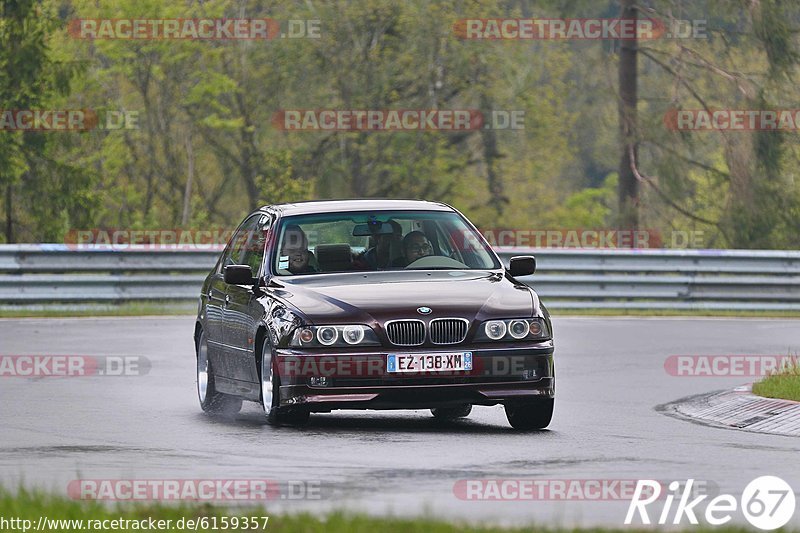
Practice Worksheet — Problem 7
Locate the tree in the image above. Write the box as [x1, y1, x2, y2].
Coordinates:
[617, 0, 639, 230]
[0, 0, 81, 242]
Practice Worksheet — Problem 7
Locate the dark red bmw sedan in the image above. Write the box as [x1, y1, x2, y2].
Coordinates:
[194, 200, 554, 429]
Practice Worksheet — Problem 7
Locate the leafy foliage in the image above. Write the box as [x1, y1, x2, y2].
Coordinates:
[0, 0, 799, 248]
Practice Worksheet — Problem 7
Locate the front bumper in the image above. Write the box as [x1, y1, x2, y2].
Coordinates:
[274, 343, 554, 412]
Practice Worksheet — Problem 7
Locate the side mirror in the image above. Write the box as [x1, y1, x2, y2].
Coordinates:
[509, 255, 536, 277]
[224, 264, 256, 286]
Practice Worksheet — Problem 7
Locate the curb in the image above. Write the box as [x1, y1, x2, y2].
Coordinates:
[659, 386, 800, 437]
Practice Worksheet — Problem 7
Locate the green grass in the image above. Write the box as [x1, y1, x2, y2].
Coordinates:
[0, 302, 196, 318]
[0, 489, 779, 533]
[752, 357, 800, 402]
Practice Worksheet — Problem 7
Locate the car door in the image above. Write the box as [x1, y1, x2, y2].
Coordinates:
[222, 214, 270, 386]
[204, 230, 245, 380]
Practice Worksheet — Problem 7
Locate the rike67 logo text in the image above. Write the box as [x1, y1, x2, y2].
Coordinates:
[625, 477, 796, 530]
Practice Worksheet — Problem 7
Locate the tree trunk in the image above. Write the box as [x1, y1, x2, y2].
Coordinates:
[480, 93, 507, 216]
[618, 0, 639, 231]
[4, 183, 13, 244]
[181, 134, 194, 226]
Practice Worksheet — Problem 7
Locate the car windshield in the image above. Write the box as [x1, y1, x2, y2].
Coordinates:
[272, 210, 500, 275]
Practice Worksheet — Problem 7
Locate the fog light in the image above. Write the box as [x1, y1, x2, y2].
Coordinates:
[309, 376, 331, 387]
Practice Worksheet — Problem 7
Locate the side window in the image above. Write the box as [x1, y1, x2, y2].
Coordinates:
[240, 215, 271, 276]
[219, 215, 261, 272]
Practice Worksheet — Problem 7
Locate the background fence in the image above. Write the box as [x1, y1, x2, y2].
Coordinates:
[1, 244, 800, 311]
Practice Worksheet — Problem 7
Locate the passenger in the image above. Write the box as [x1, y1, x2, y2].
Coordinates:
[361, 220, 402, 269]
[393, 231, 433, 267]
[281, 225, 317, 274]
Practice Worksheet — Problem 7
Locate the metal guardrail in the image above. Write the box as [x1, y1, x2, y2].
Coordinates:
[500, 247, 800, 310]
[1, 244, 800, 310]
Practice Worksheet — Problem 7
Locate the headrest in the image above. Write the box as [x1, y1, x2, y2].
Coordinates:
[314, 243, 352, 272]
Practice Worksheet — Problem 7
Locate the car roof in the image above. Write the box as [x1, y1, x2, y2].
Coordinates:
[261, 199, 454, 216]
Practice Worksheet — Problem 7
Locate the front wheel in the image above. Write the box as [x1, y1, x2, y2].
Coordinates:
[260, 341, 309, 426]
[197, 330, 242, 415]
[504, 398, 553, 430]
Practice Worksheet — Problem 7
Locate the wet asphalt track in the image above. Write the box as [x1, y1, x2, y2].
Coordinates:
[1, 316, 799, 528]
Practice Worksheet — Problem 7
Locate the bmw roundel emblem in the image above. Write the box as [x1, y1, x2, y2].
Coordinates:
[417, 306, 432, 315]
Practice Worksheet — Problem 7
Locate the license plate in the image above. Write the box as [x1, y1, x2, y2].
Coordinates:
[386, 352, 472, 373]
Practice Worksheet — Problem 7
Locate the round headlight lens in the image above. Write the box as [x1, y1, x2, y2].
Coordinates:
[299, 328, 315, 343]
[342, 325, 365, 345]
[485, 320, 507, 340]
[508, 319, 530, 339]
[317, 326, 338, 346]
[529, 320, 543, 336]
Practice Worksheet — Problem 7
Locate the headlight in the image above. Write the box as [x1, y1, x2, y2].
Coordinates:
[508, 319, 530, 339]
[485, 320, 507, 340]
[475, 318, 550, 342]
[317, 326, 338, 346]
[290, 325, 380, 348]
[342, 325, 365, 344]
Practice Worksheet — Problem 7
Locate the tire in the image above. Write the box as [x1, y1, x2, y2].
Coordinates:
[431, 404, 472, 420]
[260, 340, 309, 426]
[504, 398, 554, 430]
[197, 330, 242, 415]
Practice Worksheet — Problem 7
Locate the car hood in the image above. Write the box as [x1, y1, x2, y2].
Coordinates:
[268, 270, 540, 325]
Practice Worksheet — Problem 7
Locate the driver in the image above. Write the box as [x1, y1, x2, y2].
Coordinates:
[395, 231, 433, 266]
[361, 219, 402, 269]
